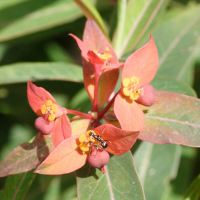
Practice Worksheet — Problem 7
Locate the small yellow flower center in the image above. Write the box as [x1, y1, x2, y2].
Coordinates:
[41, 100, 58, 121]
[122, 76, 143, 100]
[94, 47, 112, 61]
[78, 130, 105, 153]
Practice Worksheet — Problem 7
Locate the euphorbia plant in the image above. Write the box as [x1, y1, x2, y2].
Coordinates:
[1, 16, 200, 200]
[1, 19, 152, 176]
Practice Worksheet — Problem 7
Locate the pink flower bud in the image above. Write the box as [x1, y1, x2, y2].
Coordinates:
[34, 117, 54, 135]
[88, 149, 110, 168]
[136, 84, 155, 106]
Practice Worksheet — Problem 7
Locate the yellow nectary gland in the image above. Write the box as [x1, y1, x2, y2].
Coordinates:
[122, 76, 142, 100]
[78, 134, 90, 152]
[41, 100, 58, 121]
[79, 134, 86, 143]
[94, 47, 112, 61]
[78, 130, 100, 153]
[80, 143, 89, 152]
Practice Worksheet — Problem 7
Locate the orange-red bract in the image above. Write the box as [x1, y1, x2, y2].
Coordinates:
[93, 124, 139, 155]
[27, 80, 64, 117]
[35, 135, 88, 175]
[27, 80, 72, 146]
[52, 114, 72, 147]
[114, 35, 158, 131]
[70, 19, 120, 108]
[35, 124, 139, 175]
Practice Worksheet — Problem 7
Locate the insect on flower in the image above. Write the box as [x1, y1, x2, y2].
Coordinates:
[35, 124, 139, 175]
[88, 128, 108, 149]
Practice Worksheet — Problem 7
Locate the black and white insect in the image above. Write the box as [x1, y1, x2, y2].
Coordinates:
[89, 131, 108, 149]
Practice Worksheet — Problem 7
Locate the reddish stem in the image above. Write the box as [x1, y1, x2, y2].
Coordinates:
[92, 73, 100, 112]
[66, 109, 93, 120]
[98, 90, 120, 119]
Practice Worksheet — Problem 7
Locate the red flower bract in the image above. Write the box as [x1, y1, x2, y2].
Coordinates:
[27, 80, 72, 147]
[69, 19, 123, 109]
[114, 35, 158, 131]
[34, 124, 139, 175]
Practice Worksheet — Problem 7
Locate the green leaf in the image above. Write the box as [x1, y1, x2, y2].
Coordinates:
[0, 0, 82, 42]
[43, 176, 61, 200]
[73, 0, 109, 40]
[76, 151, 145, 200]
[184, 174, 200, 200]
[167, 146, 197, 200]
[3, 171, 36, 200]
[139, 91, 200, 146]
[44, 42, 75, 63]
[151, 78, 196, 97]
[116, 0, 169, 57]
[0, 62, 83, 85]
[154, 5, 200, 85]
[112, 0, 126, 53]
[133, 141, 182, 200]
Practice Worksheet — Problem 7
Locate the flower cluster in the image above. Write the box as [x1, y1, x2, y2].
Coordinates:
[27, 19, 158, 175]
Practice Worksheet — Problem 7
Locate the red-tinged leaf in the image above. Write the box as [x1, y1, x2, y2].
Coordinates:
[94, 124, 139, 155]
[122, 35, 158, 88]
[0, 133, 54, 177]
[27, 80, 64, 117]
[114, 93, 145, 131]
[35, 136, 88, 175]
[71, 118, 91, 136]
[52, 114, 72, 147]
[139, 91, 200, 146]
[69, 33, 89, 58]
[83, 19, 118, 64]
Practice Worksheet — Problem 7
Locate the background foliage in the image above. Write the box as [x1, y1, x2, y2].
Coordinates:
[0, 0, 200, 199]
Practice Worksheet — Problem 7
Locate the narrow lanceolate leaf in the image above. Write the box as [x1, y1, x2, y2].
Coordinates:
[3, 171, 36, 200]
[155, 5, 200, 85]
[77, 151, 145, 200]
[116, 0, 169, 57]
[73, 0, 109, 40]
[133, 141, 181, 200]
[0, 133, 54, 177]
[111, 0, 126, 53]
[0, 62, 83, 85]
[139, 91, 200, 146]
[184, 174, 200, 200]
[0, 0, 82, 42]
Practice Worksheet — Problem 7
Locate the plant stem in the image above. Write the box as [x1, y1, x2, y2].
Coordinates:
[66, 109, 93, 120]
[98, 90, 120, 119]
[92, 73, 100, 112]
